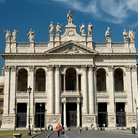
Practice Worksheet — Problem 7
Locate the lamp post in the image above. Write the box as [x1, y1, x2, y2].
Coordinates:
[136, 107, 138, 129]
[45, 109, 47, 130]
[27, 86, 32, 136]
[40, 103, 42, 131]
[13, 108, 16, 130]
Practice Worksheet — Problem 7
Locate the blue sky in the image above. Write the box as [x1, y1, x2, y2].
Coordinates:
[0, 0, 138, 74]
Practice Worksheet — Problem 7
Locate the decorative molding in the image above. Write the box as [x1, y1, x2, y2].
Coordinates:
[131, 66, 137, 72]
[29, 66, 34, 72]
[47, 65, 54, 71]
[125, 66, 131, 72]
[11, 66, 16, 72]
[108, 66, 114, 72]
[4, 66, 10, 72]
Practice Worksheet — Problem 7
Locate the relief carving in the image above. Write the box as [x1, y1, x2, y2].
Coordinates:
[128, 117, 135, 123]
[3, 118, 14, 124]
[83, 117, 94, 123]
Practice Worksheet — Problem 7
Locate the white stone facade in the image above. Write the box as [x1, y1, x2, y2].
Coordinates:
[1, 12, 138, 129]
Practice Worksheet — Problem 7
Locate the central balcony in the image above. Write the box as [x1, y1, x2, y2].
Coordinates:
[61, 90, 82, 98]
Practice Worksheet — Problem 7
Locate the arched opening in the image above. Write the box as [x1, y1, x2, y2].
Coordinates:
[96, 68, 106, 91]
[17, 68, 27, 91]
[66, 68, 76, 90]
[114, 69, 124, 91]
[35, 68, 45, 91]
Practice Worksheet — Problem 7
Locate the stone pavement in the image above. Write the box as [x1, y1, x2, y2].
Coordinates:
[33, 129, 138, 138]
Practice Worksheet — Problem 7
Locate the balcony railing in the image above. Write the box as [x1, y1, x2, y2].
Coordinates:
[61, 90, 81, 98]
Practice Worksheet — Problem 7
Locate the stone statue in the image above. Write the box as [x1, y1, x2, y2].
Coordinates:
[105, 27, 111, 42]
[27, 28, 35, 42]
[123, 29, 128, 42]
[5, 29, 11, 42]
[88, 23, 93, 36]
[67, 10, 73, 24]
[49, 21, 54, 36]
[12, 29, 18, 42]
[80, 23, 85, 36]
[56, 23, 62, 36]
[129, 30, 135, 42]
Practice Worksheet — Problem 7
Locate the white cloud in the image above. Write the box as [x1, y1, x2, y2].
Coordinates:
[52, 0, 138, 27]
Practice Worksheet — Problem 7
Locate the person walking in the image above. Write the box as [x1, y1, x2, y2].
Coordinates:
[56, 123, 61, 137]
[78, 125, 82, 134]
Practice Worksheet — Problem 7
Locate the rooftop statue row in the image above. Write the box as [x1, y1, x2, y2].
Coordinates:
[5, 27, 135, 43]
[4, 10, 135, 43]
[105, 27, 135, 43]
[4, 29, 35, 42]
[49, 21, 93, 37]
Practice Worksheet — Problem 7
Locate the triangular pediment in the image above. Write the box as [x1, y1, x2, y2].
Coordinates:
[44, 41, 97, 55]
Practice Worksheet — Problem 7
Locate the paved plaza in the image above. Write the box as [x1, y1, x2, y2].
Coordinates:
[34, 130, 138, 138]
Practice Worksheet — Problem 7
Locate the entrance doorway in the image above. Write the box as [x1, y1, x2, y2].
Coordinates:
[116, 103, 126, 127]
[98, 103, 108, 127]
[17, 103, 27, 128]
[67, 103, 77, 127]
[35, 103, 45, 128]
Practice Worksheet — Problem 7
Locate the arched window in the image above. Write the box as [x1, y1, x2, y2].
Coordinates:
[17, 68, 27, 91]
[66, 68, 76, 90]
[114, 69, 124, 91]
[35, 68, 45, 91]
[96, 68, 106, 91]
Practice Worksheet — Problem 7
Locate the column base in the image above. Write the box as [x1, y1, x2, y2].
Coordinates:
[82, 114, 96, 128]
[1, 115, 15, 129]
[46, 114, 61, 130]
[108, 114, 116, 127]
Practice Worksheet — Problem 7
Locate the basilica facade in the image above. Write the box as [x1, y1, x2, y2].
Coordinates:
[1, 11, 138, 129]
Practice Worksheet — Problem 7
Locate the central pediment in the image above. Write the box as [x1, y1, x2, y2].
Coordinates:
[44, 41, 97, 55]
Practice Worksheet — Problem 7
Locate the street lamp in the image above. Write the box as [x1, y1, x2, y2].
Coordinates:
[13, 108, 16, 130]
[45, 109, 47, 130]
[40, 103, 42, 131]
[136, 107, 138, 129]
[27, 86, 32, 136]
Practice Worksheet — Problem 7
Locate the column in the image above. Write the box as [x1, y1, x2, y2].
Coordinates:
[94, 67, 98, 115]
[131, 66, 138, 112]
[47, 65, 54, 114]
[107, 66, 115, 113]
[28, 66, 35, 115]
[77, 98, 80, 126]
[107, 66, 115, 127]
[88, 66, 94, 114]
[28, 66, 35, 127]
[10, 66, 16, 114]
[81, 66, 88, 114]
[55, 65, 60, 114]
[3, 66, 10, 115]
[125, 66, 133, 113]
[63, 74, 66, 91]
[63, 101, 67, 128]
[76, 74, 79, 91]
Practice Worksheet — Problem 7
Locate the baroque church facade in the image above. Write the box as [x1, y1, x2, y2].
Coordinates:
[1, 11, 138, 129]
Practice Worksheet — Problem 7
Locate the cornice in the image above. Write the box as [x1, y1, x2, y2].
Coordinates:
[98, 53, 138, 57]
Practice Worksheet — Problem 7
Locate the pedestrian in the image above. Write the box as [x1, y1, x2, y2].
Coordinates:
[56, 123, 61, 137]
[78, 125, 82, 134]
[91, 124, 94, 130]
